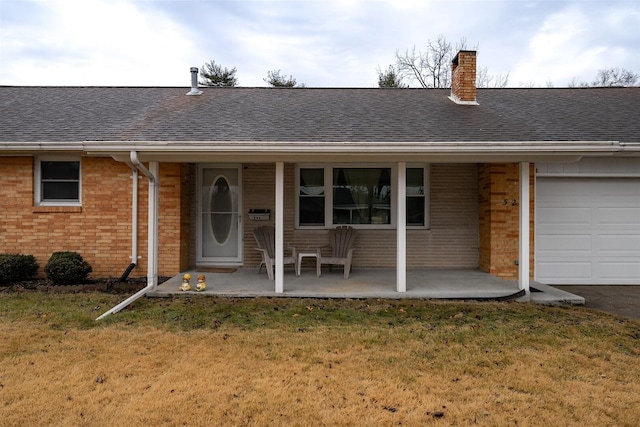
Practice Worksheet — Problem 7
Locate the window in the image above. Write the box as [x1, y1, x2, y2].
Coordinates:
[406, 168, 425, 226]
[333, 168, 391, 225]
[299, 168, 325, 226]
[35, 158, 81, 205]
[296, 165, 429, 228]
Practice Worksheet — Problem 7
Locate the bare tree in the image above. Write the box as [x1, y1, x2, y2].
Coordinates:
[567, 68, 638, 88]
[394, 35, 507, 88]
[395, 35, 452, 88]
[199, 60, 238, 87]
[591, 68, 639, 87]
[477, 66, 509, 88]
[567, 77, 589, 88]
[376, 65, 407, 88]
[264, 70, 304, 87]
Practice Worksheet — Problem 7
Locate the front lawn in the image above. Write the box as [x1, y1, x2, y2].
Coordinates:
[1, 293, 639, 426]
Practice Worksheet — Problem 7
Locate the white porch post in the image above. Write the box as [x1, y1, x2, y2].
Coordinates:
[275, 161, 285, 293]
[148, 162, 159, 291]
[397, 162, 407, 292]
[519, 162, 531, 297]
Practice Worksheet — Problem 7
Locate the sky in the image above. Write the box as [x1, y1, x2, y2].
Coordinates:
[0, 0, 638, 88]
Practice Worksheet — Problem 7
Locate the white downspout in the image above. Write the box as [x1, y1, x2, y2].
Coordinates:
[117, 165, 139, 280]
[97, 152, 158, 320]
[131, 168, 138, 266]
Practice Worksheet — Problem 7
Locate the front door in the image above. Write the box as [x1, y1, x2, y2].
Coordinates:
[197, 165, 242, 265]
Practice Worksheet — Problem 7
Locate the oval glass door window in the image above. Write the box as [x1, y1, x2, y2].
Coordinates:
[209, 176, 233, 245]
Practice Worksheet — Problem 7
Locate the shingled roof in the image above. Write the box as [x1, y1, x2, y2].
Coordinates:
[1, 86, 639, 144]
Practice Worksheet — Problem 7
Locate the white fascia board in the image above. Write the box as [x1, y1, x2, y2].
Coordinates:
[83, 140, 622, 155]
[82, 140, 627, 164]
[0, 141, 84, 154]
[5, 140, 636, 159]
[618, 142, 640, 155]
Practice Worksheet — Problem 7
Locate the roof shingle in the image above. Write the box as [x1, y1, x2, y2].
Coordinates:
[1, 86, 638, 143]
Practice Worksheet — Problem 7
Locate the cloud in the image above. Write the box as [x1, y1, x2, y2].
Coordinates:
[1, 0, 638, 87]
[1, 0, 198, 86]
[510, 2, 640, 86]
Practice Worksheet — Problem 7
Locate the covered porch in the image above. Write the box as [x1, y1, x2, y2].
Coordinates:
[92, 144, 613, 320]
[148, 267, 584, 305]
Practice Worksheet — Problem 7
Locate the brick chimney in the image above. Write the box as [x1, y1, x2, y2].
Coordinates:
[449, 50, 478, 105]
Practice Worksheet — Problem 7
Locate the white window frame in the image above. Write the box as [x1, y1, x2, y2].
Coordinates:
[35, 156, 82, 206]
[407, 163, 431, 229]
[295, 164, 430, 229]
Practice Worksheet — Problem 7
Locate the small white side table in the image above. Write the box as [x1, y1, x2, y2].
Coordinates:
[297, 251, 319, 276]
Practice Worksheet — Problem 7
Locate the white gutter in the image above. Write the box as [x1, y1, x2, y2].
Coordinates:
[97, 152, 158, 320]
[129, 150, 155, 183]
[83, 140, 626, 154]
[2, 140, 638, 156]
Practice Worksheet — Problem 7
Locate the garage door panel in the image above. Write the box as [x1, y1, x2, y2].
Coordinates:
[536, 176, 640, 285]
[599, 262, 640, 281]
[536, 234, 591, 252]
[596, 207, 640, 225]
[597, 234, 640, 254]
[537, 207, 591, 225]
[539, 179, 590, 197]
[595, 179, 640, 195]
[537, 261, 592, 281]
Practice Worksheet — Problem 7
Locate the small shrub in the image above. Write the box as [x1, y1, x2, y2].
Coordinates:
[44, 251, 92, 285]
[0, 254, 39, 285]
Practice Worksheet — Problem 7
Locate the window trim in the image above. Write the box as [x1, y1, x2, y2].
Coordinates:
[407, 164, 430, 229]
[35, 156, 82, 207]
[295, 163, 430, 230]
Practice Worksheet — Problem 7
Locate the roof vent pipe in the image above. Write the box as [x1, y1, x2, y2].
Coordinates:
[186, 67, 203, 96]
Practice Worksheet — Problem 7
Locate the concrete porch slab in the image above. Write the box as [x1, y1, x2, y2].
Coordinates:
[148, 268, 584, 305]
[526, 282, 585, 306]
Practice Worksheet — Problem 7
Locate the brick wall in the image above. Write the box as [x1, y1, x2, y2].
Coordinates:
[478, 163, 535, 279]
[2, 158, 533, 279]
[1, 157, 133, 277]
[0, 157, 186, 278]
[157, 163, 189, 276]
[179, 163, 192, 272]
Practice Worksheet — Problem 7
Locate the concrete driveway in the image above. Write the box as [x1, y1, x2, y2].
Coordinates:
[554, 286, 640, 320]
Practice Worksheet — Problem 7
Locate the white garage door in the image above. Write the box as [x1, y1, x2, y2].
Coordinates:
[536, 177, 640, 285]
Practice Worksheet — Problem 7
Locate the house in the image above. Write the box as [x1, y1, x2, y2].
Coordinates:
[1, 51, 639, 303]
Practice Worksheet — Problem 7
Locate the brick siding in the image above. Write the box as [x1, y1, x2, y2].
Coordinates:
[1, 157, 134, 277]
[0, 157, 187, 278]
[1, 157, 532, 280]
[478, 163, 535, 279]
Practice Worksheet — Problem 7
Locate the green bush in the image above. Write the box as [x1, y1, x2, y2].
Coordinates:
[44, 251, 92, 285]
[0, 254, 39, 285]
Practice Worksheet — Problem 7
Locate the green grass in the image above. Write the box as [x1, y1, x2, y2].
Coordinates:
[2, 292, 639, 343]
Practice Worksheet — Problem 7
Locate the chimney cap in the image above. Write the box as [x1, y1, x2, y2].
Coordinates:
[451, 50, 476, 66]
